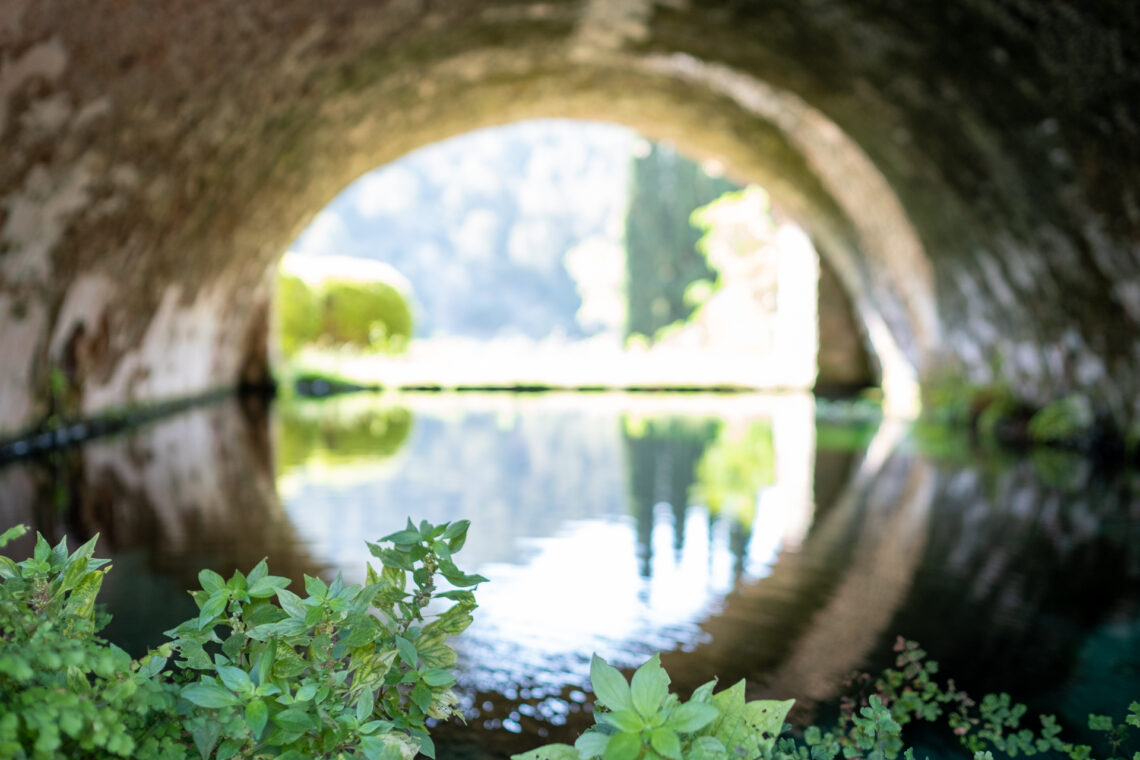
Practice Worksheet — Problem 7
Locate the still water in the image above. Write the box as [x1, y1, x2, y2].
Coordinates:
[1, 392, 1138, 757]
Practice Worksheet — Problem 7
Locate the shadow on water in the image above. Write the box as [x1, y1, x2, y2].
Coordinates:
[1, 392, 1138, 758]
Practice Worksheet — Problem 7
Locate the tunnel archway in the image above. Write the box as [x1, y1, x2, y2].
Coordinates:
[2, 1, 1137, 438]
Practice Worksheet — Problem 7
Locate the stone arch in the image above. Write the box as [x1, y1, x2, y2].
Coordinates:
[2, 0, 1138, 437]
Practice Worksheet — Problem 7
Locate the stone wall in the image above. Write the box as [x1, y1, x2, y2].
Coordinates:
[1, 0, 1137, 435]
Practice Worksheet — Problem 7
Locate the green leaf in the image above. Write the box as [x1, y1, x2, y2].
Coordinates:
[666, 701, 718, 733]
[688, 736, 728, 760]
[417, 732, 437, 760]
[60, 555, 89, 592]
[439, 565, 489, 588]
[412, 681, 433, 712]
[442, 520, 470, 540]
[382, 529, 423, 545]
[63, 567, 104, 623]
[370, 546, 414, 571]
[0, 523, 29, 548]
[247, 558, 269, 586]
[294, 682, 319, 702]
[359, 736, 384, 760]
[395, 635, 418, 668]
[199, 568, 226, 594]
[444, 520, 471, 553]
[248, 575, 290, 599]
[183, 681, 242, 708]
[191, 721, 221, 760]
[691, 678, 718, 704]
[356, 689, 376, 723]
[601, 709, 645, 733]
[650, 727, 682, 759]
[418, 640, 458, 670]
[1127, 701, 1140, 728]
[591, 654, 633, 712]
[304, 574, 329, 601]
[256, 638, 277, 686]
[512, 746, 580, 760]
[422, 668, 457, 687]
[604, 731, 643, 760]
[33, 533, 50, 562]
[69, 532, 99, 561]
[631, 653, 670, 718]
[304, 604, 324, 626]
[217, 665, 253, 694]
[198, 591, 228, 629]
[1089, 715, 1114, 731]
[273, 707, 317, 732]
[217, 738, 243, 760]
[226, 569, 247, 592]
[139, 654, 168, 679]
[49, 535, 69, 567]
[276, 588, 308, 619]
[576, 731, 611, 758]
[710, 689, 793, 759]
[245, 698, 268, 739]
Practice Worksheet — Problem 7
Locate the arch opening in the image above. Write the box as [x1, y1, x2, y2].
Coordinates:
[270, 118, 885, 399]
[4, 0, 1135, 442]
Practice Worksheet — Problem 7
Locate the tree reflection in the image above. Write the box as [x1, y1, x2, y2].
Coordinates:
[622, 416, 719, 577]
[275, 395, 413, 475]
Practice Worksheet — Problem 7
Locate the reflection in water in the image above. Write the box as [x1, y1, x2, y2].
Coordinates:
[0, 393, 1137, 758]
[0, 398, 322, 653]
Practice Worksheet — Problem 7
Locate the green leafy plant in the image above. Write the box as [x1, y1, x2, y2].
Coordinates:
[513, 653, 793, 760]
[776, 638, 1140, 760]
[165, 518, 486, 760]
[1, 519, 484, 760]
[0, 524, 187, 760]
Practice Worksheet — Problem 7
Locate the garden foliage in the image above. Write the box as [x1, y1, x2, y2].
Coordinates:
[514, 653, 793, 760]
[0, 519, 484, 760]
[276, 272, 413, 357]
[2, 520, 1137, 760]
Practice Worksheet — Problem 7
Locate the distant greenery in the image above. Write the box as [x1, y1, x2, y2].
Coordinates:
[275, 273, 413, 358]
[624, 142, 737, 346]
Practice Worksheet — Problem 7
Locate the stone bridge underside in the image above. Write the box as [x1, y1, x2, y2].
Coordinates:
[1, 0, 1138, 437]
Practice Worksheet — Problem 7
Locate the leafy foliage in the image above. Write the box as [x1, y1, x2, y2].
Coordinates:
[4, 520, 1136, 760]
[624, 141, 737, 345]
[514, 653, 793, 760]
[166, 516, 485, 760]
[275, 272, 413, 358]
[0, 525, 187, 760]
[0, 519, 484, 760]
[770, 638, 1139, 760]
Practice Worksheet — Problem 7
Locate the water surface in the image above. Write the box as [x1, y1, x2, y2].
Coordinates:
[1, 392, 1137, 757]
